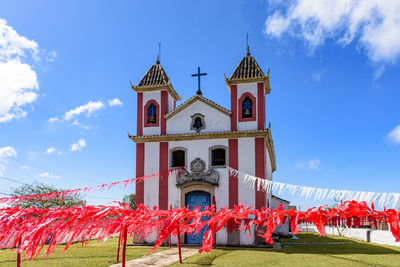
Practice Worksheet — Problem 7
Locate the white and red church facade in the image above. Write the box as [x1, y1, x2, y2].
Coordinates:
[129, 50, 277, 245]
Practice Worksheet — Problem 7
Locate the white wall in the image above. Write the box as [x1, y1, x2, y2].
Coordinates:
[265, 148, 272, 207]
[166, 100, 230, 135]
[270, 197, 290, 210]
[371, 230, 400, 247]
[168, 139, 229, 244]
[298, 224, 400, 247]
[143, 91, 161, 136]
[237, 82, 258, 131]
[144, 142, 160, 208]
[238, 137, 255, 245]
[168, 93, 175, 113]
[143, 142, 160, 243]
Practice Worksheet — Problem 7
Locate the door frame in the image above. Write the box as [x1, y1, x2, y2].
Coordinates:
[180, 182, 215, 208]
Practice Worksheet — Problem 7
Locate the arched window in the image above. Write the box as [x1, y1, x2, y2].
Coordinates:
[190, 113, 206, 133]
[147, 103, 157, 124]
[242, 97, 252, 118]
[209, 146, 226, 167]
[238, 93, 256, 122]
[171, 148, 186, 168]
[193, 117, 203, 129]
[144, 100, 159, 127]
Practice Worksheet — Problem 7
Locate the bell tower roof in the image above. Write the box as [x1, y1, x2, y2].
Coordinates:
[229, 53, 264, 80]
[131, 61, 181, 101]
[137, 62, 169, 87]
[225, 52, 271, 95]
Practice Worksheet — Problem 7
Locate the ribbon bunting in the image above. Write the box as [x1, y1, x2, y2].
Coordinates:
[228, 167, 400, 208]
[0, 201, 399, 261]
[0, 168, 183, 205]
[0, 168, 399, 263]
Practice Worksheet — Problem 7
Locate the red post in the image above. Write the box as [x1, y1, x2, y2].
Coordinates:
[122, 225, 128, 267]
[17, 237, 21, 267]
[169, 235, 172, 248]
[212, 196, 216, 249]
[177, 226, 182, 264]
[116, 230, 122, 262]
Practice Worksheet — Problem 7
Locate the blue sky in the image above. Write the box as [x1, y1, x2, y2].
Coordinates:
[0, 0, 399, 207]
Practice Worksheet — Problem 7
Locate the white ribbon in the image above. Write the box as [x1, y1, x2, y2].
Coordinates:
[227, 167, 400, 208]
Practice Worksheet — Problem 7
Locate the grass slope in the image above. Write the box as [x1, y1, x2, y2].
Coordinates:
[171, 233, 400, 267]
[0, 238, 166, 267]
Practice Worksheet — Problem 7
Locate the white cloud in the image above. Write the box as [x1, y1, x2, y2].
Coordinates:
[38, 172, 60, 179]
[0, 19, 40, 123]
[0, 146, 17, 159]
[45, 147, 57, 154]
[48, 117, 59, 123]
[20, 165, 29, 170]
[311, 70, 324, 82]
[264, 0, 400, 65]
[69, 119, 91, 130]
[296, 158, 320, 170]
[70, 139, 86, 151]
[308, 159, 320, 169]
[108, 98, 123, 107]
[0, 146, 17, 175]
[47, 50, 57, 62]
[64, 101, 104, 121]
[49, 99, 120, 125]
[388, 125, 400, 145]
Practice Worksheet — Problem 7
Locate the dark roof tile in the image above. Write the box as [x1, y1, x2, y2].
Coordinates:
[229, 54, 265, 80]
[137, 63, 169, 87]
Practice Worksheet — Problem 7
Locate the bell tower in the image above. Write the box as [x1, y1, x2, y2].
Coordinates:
[225, 48, 271, 132]
[131, 56, 181, 207]
[131, 58, 181, 136]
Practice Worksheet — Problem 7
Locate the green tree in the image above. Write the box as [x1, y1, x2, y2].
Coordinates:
[122, 193, 136, 210]
[12, 182, 86, 209]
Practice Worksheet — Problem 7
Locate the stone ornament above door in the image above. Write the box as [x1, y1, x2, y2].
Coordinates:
[176, 158, 219, 186]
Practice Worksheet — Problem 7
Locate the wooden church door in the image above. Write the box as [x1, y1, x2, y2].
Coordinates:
[185, 191, 211, 244]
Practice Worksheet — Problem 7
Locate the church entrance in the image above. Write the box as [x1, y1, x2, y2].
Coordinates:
[185, 190, 211, 244]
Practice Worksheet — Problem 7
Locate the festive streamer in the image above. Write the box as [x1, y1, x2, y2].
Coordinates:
[228, 167, 400, 208]
[0, 201, 399, 262]
[0, 168, 182, 205]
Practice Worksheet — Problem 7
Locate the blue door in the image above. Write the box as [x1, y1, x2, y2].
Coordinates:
[185, 191, 211, 244]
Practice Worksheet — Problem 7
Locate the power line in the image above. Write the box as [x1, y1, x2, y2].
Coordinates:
[0, 176, 29, 185]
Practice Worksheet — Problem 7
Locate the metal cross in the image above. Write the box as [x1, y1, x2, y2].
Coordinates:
[191, 67, 207, 95]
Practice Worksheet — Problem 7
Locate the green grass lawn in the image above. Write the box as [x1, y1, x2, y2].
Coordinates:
[0, 238, 166, 267]
[2, 234, 400, 266]
[170, 233, 400, 267]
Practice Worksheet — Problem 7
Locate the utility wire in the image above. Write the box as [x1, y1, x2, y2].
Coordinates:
[0, 176, 29, 185]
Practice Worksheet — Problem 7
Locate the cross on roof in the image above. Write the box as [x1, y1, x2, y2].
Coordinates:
[191, 67, 207, 95]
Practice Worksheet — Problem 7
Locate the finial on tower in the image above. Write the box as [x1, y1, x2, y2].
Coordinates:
[246, 33, 250, 56]
[156, 42, 161, 64]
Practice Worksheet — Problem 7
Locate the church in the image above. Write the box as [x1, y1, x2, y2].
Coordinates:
[129, 48, 277, 245]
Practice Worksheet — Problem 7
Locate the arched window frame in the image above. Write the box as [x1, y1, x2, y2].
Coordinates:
[144, 100, 160, 127]
[238, 92, 256, 122]
[209, 145, 227, 168]
[190, 113, 206, 133]
[169, 147, 187, 169]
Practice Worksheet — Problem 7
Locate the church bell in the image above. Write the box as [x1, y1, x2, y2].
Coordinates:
[243, 107, 251, 117]
[148, 114, 156, 123]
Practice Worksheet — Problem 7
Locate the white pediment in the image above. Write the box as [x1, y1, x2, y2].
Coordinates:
[166, 97, 231, 135]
